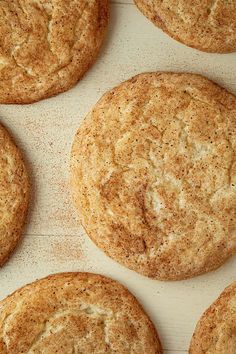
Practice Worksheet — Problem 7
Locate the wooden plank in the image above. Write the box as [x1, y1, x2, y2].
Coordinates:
[0, 2, 235, 352]
[1, 234, 236, 351]
[1, 4, 235, 237]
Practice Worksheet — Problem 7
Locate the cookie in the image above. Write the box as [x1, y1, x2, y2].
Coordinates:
[0, 123, 29, 266]
[134, 0, 236, 53]
[0, 272, 162, 353]
[0, 0, 108, 104]
[71, 72, 236, 280]
[190, 282, 236, 353]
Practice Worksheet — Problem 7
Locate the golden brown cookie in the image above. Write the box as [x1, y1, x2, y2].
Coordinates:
[71, 72, 236, 281]
[0, 123, 29, 266]
[0, 272, 162, 353]
[0, 0, 108, 104]
[134, 0, 236, 53]
[190, 282, 236, 353]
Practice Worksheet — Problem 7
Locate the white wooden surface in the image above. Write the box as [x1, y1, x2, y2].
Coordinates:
[0, 2, 236, 353]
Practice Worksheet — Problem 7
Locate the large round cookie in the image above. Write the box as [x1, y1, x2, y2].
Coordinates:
[71, 72, 236, 280]
[0, 124, 29, 266]
[134, 0, 236, 53]
[0, 0, 108, 104]
[0, 272, 162, 353]
[190, 282, 236, 353]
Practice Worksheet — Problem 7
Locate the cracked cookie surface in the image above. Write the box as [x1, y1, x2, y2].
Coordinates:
[0, 0, 108, 103]
[0, 124, 29, 266]
[71, 72, 236, 280]
[190, 282, 236, 353]
[134, 0, 236, 53]
[0, 272, 162, 353]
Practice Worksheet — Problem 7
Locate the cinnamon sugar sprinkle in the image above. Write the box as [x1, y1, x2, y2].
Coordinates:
[51, 236, 85, 263]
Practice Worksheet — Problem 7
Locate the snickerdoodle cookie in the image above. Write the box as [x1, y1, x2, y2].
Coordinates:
[134, 0, 236, 53]
[71, 72, 236, 280]
[0, 123, 29, 266]
[0, 272, 162, 353]
[0, 0, 108, 103]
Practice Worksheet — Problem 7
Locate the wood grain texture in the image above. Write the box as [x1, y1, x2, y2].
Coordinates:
[0, 2, 235, 353]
